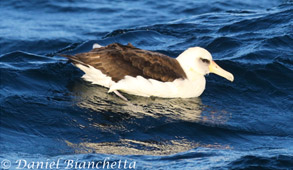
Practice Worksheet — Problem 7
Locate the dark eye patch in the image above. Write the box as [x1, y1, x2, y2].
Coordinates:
[200, 58, 210, 64]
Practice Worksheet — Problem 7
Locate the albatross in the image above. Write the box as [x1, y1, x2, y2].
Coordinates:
[60, 43, 234, 101]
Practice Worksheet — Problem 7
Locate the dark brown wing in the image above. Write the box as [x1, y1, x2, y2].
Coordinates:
[60, 43, 187, 82]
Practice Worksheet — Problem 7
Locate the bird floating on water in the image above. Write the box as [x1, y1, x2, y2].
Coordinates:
[60, 43, 234, 101]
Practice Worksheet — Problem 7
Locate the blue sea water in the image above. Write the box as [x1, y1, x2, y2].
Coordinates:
[0, 0, 293, 169]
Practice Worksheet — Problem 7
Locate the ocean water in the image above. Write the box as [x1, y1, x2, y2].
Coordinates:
[0, 0, 293, 169]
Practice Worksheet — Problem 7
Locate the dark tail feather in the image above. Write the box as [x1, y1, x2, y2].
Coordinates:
[57, 53, 89, 67]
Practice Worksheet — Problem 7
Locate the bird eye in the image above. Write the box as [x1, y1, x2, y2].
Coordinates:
[200, 58, 210, 64]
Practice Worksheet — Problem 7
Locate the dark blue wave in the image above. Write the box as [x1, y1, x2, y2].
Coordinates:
[226, 155, 293, 170]
[0, 0, 293, 169]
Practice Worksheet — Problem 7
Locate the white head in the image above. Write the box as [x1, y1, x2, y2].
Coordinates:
[176, 47, 234, 81]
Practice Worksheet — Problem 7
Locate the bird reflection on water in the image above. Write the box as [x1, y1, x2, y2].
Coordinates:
[65, 81, 232, 155]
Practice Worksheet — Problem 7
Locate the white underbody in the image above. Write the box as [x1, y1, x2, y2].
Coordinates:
[75, 64, 206, 98]
[72, 43, 207, 99]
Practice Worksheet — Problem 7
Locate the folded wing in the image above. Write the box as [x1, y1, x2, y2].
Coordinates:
[60, 43, 187, 82]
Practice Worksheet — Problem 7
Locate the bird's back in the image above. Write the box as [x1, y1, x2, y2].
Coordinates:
[61, 43, 187, 82]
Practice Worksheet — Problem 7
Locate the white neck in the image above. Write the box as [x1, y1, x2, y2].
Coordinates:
[176, 53, 204, 81]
